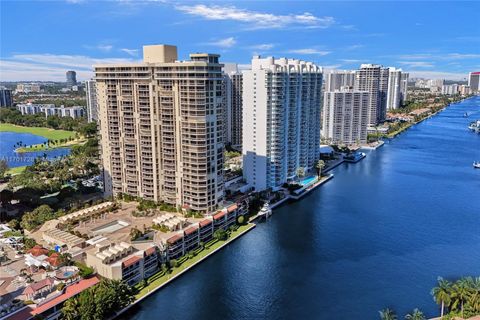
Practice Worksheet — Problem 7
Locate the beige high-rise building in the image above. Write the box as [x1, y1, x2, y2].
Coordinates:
[95, 44, 225, 214]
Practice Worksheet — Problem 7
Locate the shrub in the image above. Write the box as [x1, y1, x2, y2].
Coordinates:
[237, 215, 245, 225]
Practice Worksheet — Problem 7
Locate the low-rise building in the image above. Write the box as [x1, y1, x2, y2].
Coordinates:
[16, 103, 85, 119]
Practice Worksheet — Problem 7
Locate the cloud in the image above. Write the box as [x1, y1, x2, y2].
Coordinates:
[0, 53, 138, 81]
[250, 44, 275, 51]
[205, 37, 236, 48]
[175, 4, 334, 30]
[84, 44, 114, 52]
[345, 44, 364, 51]
[398, 53, 480, 61]
[287, 49, 331, 56]
[322, 64, 342, 70]
[340, 59, 363, 63]
[399, 61, 434, 68]
[120, 48, 139, 56]
[407, 71, 468, 81]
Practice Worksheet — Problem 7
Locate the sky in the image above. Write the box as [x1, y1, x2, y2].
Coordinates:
[1, 0, 479, 81]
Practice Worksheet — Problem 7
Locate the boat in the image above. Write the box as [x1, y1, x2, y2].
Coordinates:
[464, 112, 469, 117]
[468, 120, 480, 131]
[257, 202, 272, 218]
[474, 162, 480, 169]
[344, 152, 366, 163]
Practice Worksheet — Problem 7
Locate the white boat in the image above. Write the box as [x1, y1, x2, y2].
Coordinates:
[468, 120, 480, 131]
[258, 203, 272, 218]
[474, 162, 480, 169]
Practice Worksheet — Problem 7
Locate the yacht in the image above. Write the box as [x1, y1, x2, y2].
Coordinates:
[474, 162, 480, 169]
[258, 202, 272, 218]
[468, 120, 480, 131]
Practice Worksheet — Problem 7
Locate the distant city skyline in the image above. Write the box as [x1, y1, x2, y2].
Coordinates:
[1, 1, 479, 81]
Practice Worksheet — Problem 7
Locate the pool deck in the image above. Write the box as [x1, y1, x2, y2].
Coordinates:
[289, 174, 334, 200]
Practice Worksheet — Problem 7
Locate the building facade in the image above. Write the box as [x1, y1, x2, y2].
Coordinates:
[16, 103, 85, 118]
[400, 72, 409, 104]
[95, 45, 224, 214]
[0, 87, 13, 107]
[386, 68, 402, 110]
[442, 84, 459, 95]
[469, 72, 480, 93]
[223, 64, 243, 151]
[354, 64, 383, 125]
[242, 56, 323, 192]
[66, 71, 77, 86]
[85, 80, 98, 122]
[323, 70, 355, 92]
[322, 90, 370, 145]
[16, 83, 41, 93]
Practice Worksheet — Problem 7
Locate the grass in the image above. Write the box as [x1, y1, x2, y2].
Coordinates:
[7, 166, 27, 175]
[134, 223, 255, 299]
[15, 138, 86, 153]
[0, 123, 75, 140]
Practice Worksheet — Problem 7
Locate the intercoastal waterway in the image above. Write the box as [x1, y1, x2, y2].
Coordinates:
[126, 96, 480, 319]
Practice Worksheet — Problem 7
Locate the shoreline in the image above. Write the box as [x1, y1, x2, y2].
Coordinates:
[114, 223, 256, 319]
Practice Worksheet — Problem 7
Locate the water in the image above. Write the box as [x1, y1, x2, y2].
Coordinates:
[0, 132, 71, 168]
[125, 97, 480, 320]
[300, 175, 317, 186]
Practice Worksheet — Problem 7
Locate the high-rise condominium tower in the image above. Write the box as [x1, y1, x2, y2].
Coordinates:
[469, 72, 480, 93]
[243, 56, 323, 192]
[386, 68, 402, 110]
[95, 45, 225, 214]
[322, 90, 370, 145]
[324, 70, 355, 92]
[223, 64, 243, 151]
[66, 70, 77, 86]
[85, 80, 98, 122]
[354, 64, 389, 125]
[400, 72, 409, 104]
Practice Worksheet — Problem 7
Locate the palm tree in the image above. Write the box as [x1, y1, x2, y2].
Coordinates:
[296, 167, 305, 180]
[316, 160, 325, 177]
[379, 308, 397, 320]
[431, 277, 452, 318]
[404, 308, 425, 320]
[451, 277, 472, 318]
[62, 296, 80, 320]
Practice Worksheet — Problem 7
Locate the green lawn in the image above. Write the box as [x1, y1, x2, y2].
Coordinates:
[6, 166, 27, 175]
[0, 123, 75, 140]
[135, 223, 255, 299]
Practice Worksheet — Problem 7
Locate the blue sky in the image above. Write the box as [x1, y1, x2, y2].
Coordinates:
[1, 0, 479, 81]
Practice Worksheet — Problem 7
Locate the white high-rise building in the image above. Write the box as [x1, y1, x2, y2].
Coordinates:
[85, 80, 98, 123]
[386, 68, 402, 110]
[354, 64, 386, 125]
[400, 72, 409, 104]
[223, 64, 243, 150]
[243, 56, 323, 192]
[322, 90, 370, 145]
[441, 84, 459, 95]
[324, 70, 355, 91]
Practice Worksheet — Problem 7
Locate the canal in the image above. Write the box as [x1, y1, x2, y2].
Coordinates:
[125, 96, 480, 319]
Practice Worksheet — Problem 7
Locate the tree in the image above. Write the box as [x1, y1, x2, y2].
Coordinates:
[60, 253, 73, 266]
[296, 167, 305, 179]
[20, 205, 56, 231]
[404, 308, 425, 320]
[0, 159, 8, 178]
[8, 218, 20, 230]
[431, 277, 452, 318]
[316, 160, 326, 177]
[214, 229, 228, 241]
[0, 189, 14, 205]
[62, 297, 81, 320]
[237, 215, 245, 225]
[451, 277, 472, 318]
[379, 308, 397, 320]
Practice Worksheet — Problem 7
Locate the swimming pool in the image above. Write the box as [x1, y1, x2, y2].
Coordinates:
[300, 176, 317, 186]
[91, 220, 129, 235]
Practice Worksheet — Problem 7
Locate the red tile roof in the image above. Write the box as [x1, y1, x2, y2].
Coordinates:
[213, 211, 225, 220]
[27, 245, 49, 257]
[23, 278, 55, 295]
[31, 277, 100, 316]
[122, 255, 141, 268]
[184, 226, 198, 235]
[46, 253, 61, 267]
[145, 246, 156, 256]
[227, 204, 238, 213]
[199, 219, 212, 227]
[167, 234, 183, 245]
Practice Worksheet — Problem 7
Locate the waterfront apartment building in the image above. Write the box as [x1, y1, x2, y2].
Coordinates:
[94, 44, 224, 214]
[469, 72, 480, 93]
[242, 56, 323, 191]
[85, 79, 98, 122]
[324, 70, 355, 92]
[0, 87, 13, 107]
[386, 68, 402, 110]
[16, 103, 85, 118]
[66, 70, 77, 86]
[85, 242, 158, 286]
[400, 72, 409, 104]
[354, 64, 387, 125]
[322, 90, 370, 145]
[223, 63, 243, 150]
[442, 84, 459, 95]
